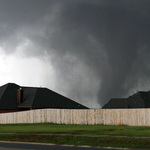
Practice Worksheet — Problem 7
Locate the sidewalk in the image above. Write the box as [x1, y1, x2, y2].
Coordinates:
[0, 133, 150, 139]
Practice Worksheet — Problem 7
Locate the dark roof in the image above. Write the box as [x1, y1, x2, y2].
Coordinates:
[0, 83, 88, 109]
[0, 83, 20, 109]
[102, 91, 150, 109]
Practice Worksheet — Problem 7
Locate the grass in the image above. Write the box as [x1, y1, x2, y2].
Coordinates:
[0, 123, 150, 137]
[0, 134, 150, 149]
[1, 123, 150, 149]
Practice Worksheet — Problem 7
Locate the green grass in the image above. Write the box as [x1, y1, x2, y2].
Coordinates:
[0, 123, 150, 137]
[0, 134, 150, 149]
[1, 123, 150, 149]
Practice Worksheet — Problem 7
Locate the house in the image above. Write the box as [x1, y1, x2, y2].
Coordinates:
[102, 91, 150, 109]
[0, 83, 88, 113]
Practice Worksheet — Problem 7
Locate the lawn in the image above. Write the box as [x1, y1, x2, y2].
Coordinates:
[0, 134, 150, 149]
[0, 123, 150, 137]
[0, 123, 150, 149]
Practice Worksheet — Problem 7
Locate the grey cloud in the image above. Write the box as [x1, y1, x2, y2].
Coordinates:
[46, 1, 150, 106]
[0, 0, 150, 107]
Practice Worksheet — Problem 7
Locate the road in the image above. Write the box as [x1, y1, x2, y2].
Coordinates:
[0, 141, 129, 150]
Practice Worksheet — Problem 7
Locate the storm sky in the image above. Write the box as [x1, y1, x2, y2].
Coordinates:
[0, 0, 150, 108]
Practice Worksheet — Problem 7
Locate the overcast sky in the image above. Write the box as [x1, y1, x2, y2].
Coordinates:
[0, 0, 150, 108]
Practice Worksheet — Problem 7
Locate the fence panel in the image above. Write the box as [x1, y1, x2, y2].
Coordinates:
[0, 108, 150, 126]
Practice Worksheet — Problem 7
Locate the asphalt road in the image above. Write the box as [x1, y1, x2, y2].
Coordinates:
[0, 141, 129, 150]
[0, 141, 149, 150]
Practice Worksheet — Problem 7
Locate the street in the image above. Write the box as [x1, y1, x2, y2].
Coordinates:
[0, 141, 125, 150]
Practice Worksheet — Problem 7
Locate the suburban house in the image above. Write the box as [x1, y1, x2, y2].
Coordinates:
[0, 83, 88, 113]
[102, 91, 150, 109]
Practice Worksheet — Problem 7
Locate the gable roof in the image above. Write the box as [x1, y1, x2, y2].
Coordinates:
[0, 83, 88, 109]
[102, 91, 150, 109]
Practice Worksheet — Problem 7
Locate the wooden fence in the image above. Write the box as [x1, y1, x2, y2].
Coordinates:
[0, 108, 150, 126]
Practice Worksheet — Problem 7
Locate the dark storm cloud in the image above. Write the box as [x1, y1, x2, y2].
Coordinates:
[47, 0, 150, 106]
[1, 0, 150, 107]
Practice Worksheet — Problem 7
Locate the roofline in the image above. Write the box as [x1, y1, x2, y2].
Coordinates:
[18, 106, 89, 109]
